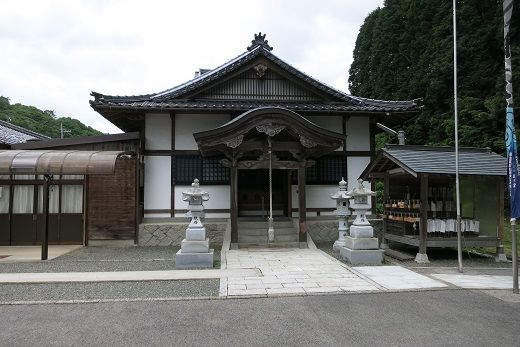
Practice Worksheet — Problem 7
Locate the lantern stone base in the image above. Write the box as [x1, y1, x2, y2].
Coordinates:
[340, 247, 384, 265]
[333, 240, 347, 251]
[186, 227, 206, 241]
[349, 225, 374, 238]
[181, 239, 210, 253]
[344, 236, 379, 250]
[175, 248, 214, 269]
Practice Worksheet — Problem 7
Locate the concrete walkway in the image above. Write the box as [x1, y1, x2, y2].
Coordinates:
[221, 248, 449, 297]
[0, 244, 517, 298]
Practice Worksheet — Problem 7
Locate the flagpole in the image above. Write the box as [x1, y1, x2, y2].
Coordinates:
[453, 0, 463, 273]
[503, 0, 518, 294]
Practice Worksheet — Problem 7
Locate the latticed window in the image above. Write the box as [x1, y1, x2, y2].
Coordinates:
[305, 155, 346, 184]
[202, 158, 229, 183]
[175, 155, 229, 185]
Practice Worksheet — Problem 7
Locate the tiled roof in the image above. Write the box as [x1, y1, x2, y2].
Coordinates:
[91, 99, 419, 113]
[361, 145, 506, 178]
[91, 44, 421, 113]
[0, 120, 50, 145]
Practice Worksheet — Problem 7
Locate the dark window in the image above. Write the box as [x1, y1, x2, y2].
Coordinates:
[175, 155, 229, 185]
[304, 155, 346, 185]
[202, 157, 230, 184]
[175, 155, 202, 185]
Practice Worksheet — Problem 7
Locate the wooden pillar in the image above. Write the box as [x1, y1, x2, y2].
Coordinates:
[298, 162, 306, 242]
[382, 172, 390, 247]
[83, 175, 89, 246]
[170, 113, 176, 217]
[287, 171, 292, 218]
[41, 175, 50, 260]
[134, 156, 140, 245]
[230, 159, 238, 244]
[419, 174, 428, 255]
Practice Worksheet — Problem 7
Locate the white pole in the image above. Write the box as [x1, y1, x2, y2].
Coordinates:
[453, 0, 463, 273]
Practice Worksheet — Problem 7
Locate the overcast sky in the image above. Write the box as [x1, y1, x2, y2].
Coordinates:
[0, 0, 384, 134]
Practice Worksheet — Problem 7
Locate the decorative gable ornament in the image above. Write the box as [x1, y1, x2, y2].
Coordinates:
[247, 32, 273, 51]
[254, 64, 268, 77]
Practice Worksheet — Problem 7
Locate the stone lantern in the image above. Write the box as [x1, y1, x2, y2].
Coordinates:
[330, 178, 351, 251]
[340, 179, 383, 265]
[175, 179, 214, 269]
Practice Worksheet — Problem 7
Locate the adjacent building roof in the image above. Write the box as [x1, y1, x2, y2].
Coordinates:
[12, 132, 139, 150]
[0, 120, 50, 145]
[360, 145, 507, 178]
[91, 33, 421, 131]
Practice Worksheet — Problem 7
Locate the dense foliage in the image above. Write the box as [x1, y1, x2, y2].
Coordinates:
[349, 0, 520, 154]
[0, 96, 102, 138]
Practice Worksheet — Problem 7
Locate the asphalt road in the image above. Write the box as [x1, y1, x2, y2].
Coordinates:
[1, 290, 518, 347]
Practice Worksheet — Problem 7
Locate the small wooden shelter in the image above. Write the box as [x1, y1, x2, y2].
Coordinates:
[360, 145, 507, 260]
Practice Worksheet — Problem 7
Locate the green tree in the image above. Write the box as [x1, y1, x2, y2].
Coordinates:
[0, 96, 103, 138]
[349, 0, 519, 154]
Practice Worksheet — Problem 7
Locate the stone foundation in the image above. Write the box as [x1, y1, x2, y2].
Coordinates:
[306, 218, 383, 243]
[138, 222, 227, 246]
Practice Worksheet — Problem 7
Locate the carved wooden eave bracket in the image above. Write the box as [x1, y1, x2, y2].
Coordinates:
[193, 107, 346, 158]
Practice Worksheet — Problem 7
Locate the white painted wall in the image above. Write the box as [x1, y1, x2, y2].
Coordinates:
[145, 113, 171, 150]
[175, 114, 230, 150]
[305, 115, 343, 151]
[346, 117, 370, 151]
[305, 116, 342, 133]
[144, 156, 171, 211]
[174, 185, 230, 218]
[347, 156, 371, 190]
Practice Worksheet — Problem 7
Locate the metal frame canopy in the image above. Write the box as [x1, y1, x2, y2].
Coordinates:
[0, 150, 130, 175]
[0, 150, 131, 260]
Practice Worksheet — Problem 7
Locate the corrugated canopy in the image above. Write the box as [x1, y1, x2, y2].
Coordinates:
[0, 150, 131, 175]
[360, 145, 507, 179]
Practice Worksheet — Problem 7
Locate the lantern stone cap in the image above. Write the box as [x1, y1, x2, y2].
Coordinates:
[331, 177, 351, 199]
[182, 178, 210, 201]
[348, 179, 375, 197]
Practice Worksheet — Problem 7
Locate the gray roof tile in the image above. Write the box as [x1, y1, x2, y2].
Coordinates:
[0, 120, 50, 145]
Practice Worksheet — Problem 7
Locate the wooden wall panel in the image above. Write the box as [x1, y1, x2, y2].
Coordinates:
[87, 157, 136, 240]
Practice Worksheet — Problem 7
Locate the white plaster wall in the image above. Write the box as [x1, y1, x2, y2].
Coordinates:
[145, 113, 171, 150]
[175, 114, 230, 150]
[305, 115, 343, 151]
[291, 185, 337, 217]
[174, 185, 230, 218]
[144, 156, 171, 210]
[305, 116, 342, 133]
[346, 117, 370, 151]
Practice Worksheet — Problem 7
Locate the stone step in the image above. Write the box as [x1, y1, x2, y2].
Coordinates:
[238, 233, 298, 243]
[238, 242, 306, 249]
[238, 220, 294, 228]
[239, 227, 296, 236]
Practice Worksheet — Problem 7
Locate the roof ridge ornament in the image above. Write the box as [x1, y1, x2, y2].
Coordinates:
[247, 32, 273, 52]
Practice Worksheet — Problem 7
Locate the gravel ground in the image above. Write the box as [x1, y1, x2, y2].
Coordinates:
[0, 245, 222, 273]
[0, 279, 220, 302]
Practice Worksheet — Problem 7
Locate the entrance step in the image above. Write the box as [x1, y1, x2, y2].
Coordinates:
[237, 220, 294, 229]
[237, 242, 307, 249]
[237, 218, 299, 246]
[237, 234, 298, 243]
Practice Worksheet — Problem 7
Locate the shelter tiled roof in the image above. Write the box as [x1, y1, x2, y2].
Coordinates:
[0, 120, 50, 145]
[360, 145, 507, 178]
